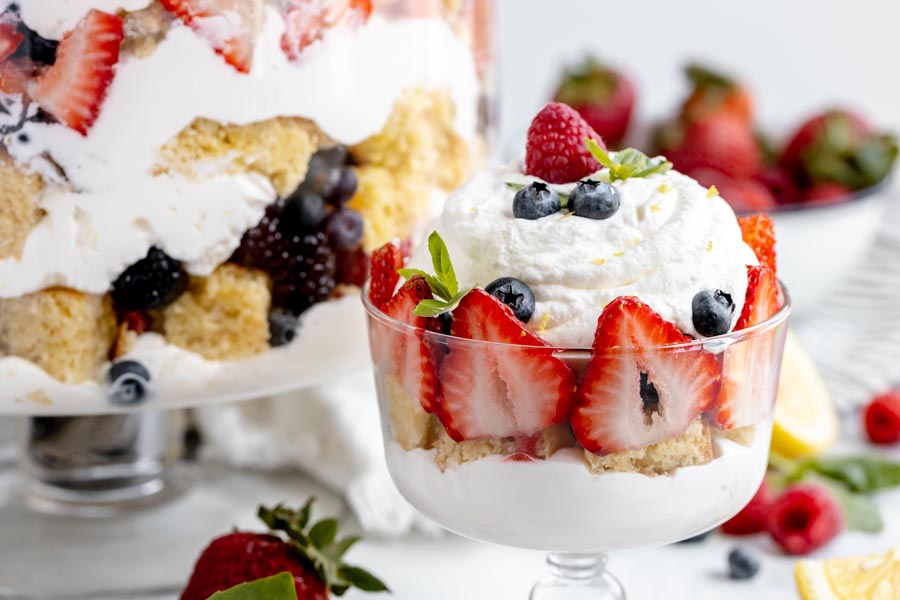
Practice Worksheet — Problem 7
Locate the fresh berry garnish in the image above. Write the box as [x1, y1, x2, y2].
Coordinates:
[863, 389, 900, 445]
[727, 547, 761, 580]
[658, 114, 761, 179]
[436, 289, 576, 441]
[553, 58, 635, 146]
[721, 479, 773, 535]
[512, 181, 561, 220]
[735, 265, 782, 330]
[753, 166, 799, 205]
[691, 289, 734, 337]
[681, 64, 753, 125]
[370, 276, 442, 412]
[368, 242, 403, 310]
[525, 102, 605, 184]
[326, 167, 358, 206]
[268, 309, 299, 348]
[335, 246, 369, 287]
[687, 168, 776, 214]
[737, 213, 777, 271]
[180, 500, 387, 600]
[107, 360, 151, 406]
[269, 231, 337, 316]
[484, 276, 535, 323]
[766, 485, 843, 555]
[801, 182, 852, 205]
[281, 0, 372, 61]
[283, 192, 327, 229]
[323, 207, 364, 252]
[160, 0, 260, 73]
[568, 179, 621, 220]
[27, 9, 123, 135]
[571, 297, 720, 454]
[111, 246, 188, 311]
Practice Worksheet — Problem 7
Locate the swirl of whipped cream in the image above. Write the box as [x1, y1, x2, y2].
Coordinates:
[414, 162, 758, 347]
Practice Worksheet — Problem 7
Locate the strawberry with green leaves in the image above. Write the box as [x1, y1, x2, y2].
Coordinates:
[554, 57, 636, 147]
[680, 63, 753, 125]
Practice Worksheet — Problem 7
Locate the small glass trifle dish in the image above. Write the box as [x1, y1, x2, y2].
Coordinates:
[363, 102, 792, 598]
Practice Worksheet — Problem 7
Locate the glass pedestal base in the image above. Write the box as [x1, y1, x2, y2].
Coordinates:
[530, 554, 626, 600]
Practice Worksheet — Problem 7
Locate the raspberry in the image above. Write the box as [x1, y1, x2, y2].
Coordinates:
[525, 102, 605, 184]
[368, 242, 403, 310]
[111, 246, 188, 311]
[766, 485, 843, 555]
[864, 390, 900, 444]
[721, 479, 773, 535]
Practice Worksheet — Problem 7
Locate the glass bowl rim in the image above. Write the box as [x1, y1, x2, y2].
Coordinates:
[361, 280, 792, 352]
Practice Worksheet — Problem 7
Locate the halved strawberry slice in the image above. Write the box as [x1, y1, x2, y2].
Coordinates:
[368, 241, 403, 310]
[571, 297, 720, 454]
[738, 213, 777, 272]
[436, 289, 576, 442]
[369, 276, 441, 412]
[27, 9, 123, 135]
[735, 265, 783, 330]
[160, 0, 261, 73]
[281, 0, 372, 61]
[0, 22, 24, 62]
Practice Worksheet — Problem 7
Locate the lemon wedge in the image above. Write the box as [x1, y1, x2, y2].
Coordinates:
[795, 546, 900, 599]
[771, 331, 840, 458]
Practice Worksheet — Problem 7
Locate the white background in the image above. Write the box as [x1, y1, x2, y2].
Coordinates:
[496, 0, 900, 144]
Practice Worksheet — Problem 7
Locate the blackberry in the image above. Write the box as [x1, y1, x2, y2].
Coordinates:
[335, 247, 369, 287]
[230, 200, 288, 270]
[111, 247, 188, 311]
[270, 231, 337, 316]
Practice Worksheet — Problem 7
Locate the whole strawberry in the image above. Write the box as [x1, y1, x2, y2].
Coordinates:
[525, 102, 605, 184]
[680, 64, 753, 125]
[553, 57, 636, 147]
[780, 108, 898, 189]
[657, 114, 762, 178]
[181, 500, 387, 600]
[687, 167, 776, 214]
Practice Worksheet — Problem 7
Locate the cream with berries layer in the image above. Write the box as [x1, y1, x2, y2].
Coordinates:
[412, 162, 758, 346]
[0, 3, 479, 297]
[387, 422, 771, 551]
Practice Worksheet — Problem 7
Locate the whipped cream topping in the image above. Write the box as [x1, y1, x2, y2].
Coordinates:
[0, 4, 479, 296]
[386, 423, 771, 551]
[411, 163, 758, 346]
[18, 0, 153, 39]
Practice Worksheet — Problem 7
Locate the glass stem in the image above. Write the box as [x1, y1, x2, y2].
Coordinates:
[547, 553, 605, 581]
[530, 553, 625, 600]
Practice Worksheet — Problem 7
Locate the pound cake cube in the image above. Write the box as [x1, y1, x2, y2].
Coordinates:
[0, 154, 45, 260]
[381, 374, 438, 451]
[350, 166, 432, 251]
[434, 424, 575, 472]
[584, 420, 714, 475]
[161, 264, 271, 360]
[0, 289, 117, 383]
[716, 425, 756, 447]
[156, 117, 320, 196]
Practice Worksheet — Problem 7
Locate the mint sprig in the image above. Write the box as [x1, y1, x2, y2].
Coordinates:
[398, 231, 472, 318]
[209, 573, 297, 600]
[586, 140, 673, 182]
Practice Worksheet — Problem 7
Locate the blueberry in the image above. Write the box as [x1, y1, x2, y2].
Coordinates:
[283, 192, 326, 229]
[568, 179, 621, 220]
[268, 309, 299, 347]
[301, 147, 349, 194]
[692, 289, 735, 337]
[325, 167, 358, 206]
[484, 277, 535, 323]
[323, 208, 364, 251]
[307, 167, 342, 199]
[107, 360, 151, 406]
[676, 530, 712, 544]
[727, 547, 760, 580]
[512, 182, 561, 220]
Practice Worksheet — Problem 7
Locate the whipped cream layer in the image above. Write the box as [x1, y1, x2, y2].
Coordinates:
[19, 0, 153, 39]
[1, 4, 479, 296]
[387, 423, 772, 551]
[413, 163, 758, 346]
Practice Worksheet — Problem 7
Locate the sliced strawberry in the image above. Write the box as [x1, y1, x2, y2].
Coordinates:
[0, 57, 32, 94]
[737, 213, 777, 271]
[735, 265, 783, 330]
[436, 289, 575, 442]
[571, 297, 720, 454]
[370, 276, 441, 412]
[27, 10, 123, 135]
[160, 0, 261, 73]
[0, 22, 24, 62]
[281, 0, 372, 61]
[368, 241, 403, 310]
[712, 324, 780, 429]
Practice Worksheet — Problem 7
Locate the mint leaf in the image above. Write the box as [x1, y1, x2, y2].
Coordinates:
[802, 455, 900, 494]
[413, 299, 452, 318]
[209, 572, 298, 600]
[397, 269, 451, 301]
[585, 140, 672, 182]
[586, 138, 613, 169]
[428, 231, 458, 297]
[824, 482, 884, 533]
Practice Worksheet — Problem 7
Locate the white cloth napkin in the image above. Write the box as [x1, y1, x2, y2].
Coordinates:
[194, 370, 441, 538]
